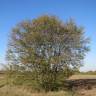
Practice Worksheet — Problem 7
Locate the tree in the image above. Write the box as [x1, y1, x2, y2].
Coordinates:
[6, 15, 89, 91]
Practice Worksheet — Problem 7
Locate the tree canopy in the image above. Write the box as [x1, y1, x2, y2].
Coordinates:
[6, 15, 89, 91]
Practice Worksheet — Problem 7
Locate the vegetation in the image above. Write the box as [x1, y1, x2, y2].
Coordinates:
[0, 73, 96, 96]
[5, 15, 89, 92]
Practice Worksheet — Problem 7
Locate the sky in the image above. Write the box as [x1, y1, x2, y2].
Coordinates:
[0, 0, 96, 71]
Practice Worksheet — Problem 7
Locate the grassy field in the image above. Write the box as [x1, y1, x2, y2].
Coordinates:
[69, 74, 96, 80]
[0, 85, 76, 96]
[0, 74, 96, 96]
[0, 73, 74, 96]
[0, 85, 96, 96]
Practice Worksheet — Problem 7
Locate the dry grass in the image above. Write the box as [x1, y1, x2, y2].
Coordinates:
[0, 85, 96, 96]
[77, 88, 96, 96]
[0, 85, 71, 96]
[69, 75, 96, 80]
[0, 74, 96, 96]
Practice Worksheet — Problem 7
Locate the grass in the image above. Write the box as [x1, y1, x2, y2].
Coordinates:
[0, 85, 96, 96]
[0, 73, 96, 96]
[68, 74, 96, 80]
[0, 74, 73, 96]
[0, 85, 75, 96]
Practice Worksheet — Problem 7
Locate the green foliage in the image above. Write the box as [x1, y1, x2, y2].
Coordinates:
[6, 15, 89, 91]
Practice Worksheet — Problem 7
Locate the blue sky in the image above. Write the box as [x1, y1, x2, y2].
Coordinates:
[0, 0, 96, 71]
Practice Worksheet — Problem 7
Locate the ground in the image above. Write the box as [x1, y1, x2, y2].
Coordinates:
[0, 74, 96, 96]
[69, 74, 96, 80]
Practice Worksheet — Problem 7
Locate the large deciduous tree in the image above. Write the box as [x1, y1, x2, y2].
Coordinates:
[6, 15, 89, 91]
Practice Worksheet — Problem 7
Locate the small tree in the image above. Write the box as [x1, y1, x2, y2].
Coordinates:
[6, 15, 89, 91]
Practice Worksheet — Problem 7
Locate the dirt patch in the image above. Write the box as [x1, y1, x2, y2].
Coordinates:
[65, 79, 96, 90]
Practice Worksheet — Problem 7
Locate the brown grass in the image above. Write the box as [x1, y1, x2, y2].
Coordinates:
[69, 75, 96, 80]
[0, 85, 96, 96]
[77, 88, 96, 96]
[0, 74, 96, 96]
[0, 85, 70, 96]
